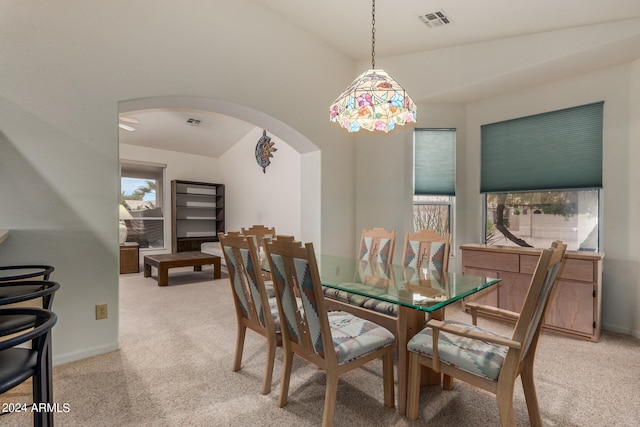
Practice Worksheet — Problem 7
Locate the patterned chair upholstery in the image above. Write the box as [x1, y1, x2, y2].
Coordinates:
[363, 232, 450, 317]
[265, 235, 395, 427]
[241, 224, 276, 281]
[219, 231, 296, 395]
[403, 235, 449, 282]
[357, 227, 396, 264]
[406, 241, 567, 426]
[322, 227, 397, 313]
[407, 319, 508, 381]
[324, 230, 450, 320]
[322, 259, 391, 308]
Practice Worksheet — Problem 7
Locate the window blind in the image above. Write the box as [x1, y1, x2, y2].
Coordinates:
[480, 102, 603, 193]
[120, 160, 166, 180]
[414, 129, 456, 196]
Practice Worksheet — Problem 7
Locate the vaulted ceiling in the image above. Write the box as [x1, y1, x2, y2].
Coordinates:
[119, 0, 640, 157]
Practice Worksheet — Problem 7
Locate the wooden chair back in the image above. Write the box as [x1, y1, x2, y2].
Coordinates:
[406, 240, 567, 425]
[264, 235, 396, 426]
[218, 231, 279, 394]
[358, 227, 396, 265]
[401, 229, 450, 283]
[511, 240, 567, 368]
[241, 225, 276, 251]
[219, 231, 274, 330]
[264, 235, 335, 366]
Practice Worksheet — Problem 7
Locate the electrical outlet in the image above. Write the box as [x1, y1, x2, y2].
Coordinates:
[95, 304, 108, 320]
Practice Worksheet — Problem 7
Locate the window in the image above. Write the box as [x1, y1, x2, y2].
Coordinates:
[120, 161, 166, 249]
[481, 102, 603, 251]
[485, 190, 599, 251]
[413, 129, 456, 238]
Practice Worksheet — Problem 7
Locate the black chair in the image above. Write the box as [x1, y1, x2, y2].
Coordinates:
[0, 280, 60, 347]
[0, 265, 57, 325]
[0, 265, 55, 282]
[0, 280, 60, 311]
[0, 307, 58, 427]
[0, 280, 60, 426]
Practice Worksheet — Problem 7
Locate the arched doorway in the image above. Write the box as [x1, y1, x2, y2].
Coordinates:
[118, 96, 321, 250]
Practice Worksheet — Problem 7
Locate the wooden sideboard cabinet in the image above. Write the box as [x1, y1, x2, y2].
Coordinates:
[460, 244, 604, 342]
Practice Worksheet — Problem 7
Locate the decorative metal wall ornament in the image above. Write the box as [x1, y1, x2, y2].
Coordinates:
[255, 130, 277, 173]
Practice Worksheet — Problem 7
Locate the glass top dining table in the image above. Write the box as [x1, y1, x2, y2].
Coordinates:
[316, 254, 501, 415]
[317, 254, 499, 313]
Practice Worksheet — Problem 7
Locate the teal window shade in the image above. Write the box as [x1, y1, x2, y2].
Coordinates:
[414, 129, 456, 196]
[481, 102, 603, 193]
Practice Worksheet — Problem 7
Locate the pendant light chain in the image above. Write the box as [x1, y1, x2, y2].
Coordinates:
[371, 0, 376, 69]
[329, 0, 417, 133]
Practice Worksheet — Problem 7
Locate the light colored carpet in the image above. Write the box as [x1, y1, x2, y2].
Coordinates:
[2, 266, 639, 426]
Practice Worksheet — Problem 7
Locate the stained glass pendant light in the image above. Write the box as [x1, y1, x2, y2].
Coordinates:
[330, 0, 416, 133]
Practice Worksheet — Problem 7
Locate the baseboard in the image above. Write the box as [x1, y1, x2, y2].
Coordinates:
[601, 323, 640, 339]
[53, 342, 120, 366]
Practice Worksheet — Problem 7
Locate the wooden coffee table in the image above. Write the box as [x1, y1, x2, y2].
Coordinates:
[143, 252, 221, 286]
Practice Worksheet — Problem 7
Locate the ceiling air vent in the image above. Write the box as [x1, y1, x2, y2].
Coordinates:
[186, 118, 201, 126]
[419, 10, 451, 28]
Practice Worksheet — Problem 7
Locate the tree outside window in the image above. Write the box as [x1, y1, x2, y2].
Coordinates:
[485, 190, 599, 251]
[413, 195, 452, 238]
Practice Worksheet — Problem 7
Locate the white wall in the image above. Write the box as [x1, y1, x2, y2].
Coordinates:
[121, 129, 305, 252]
[220, 128, 301, 238]
[356, 43, 640, 337]
[354, 104, 466, 264]
[463, 64, 638, 336]
[3, 2, 638, 365]
[119, 143, 223, 255]
[628, 58, 640, 337]
[301, 150, 322, 251]
[354, 127, 412, 259]
[0, 0, 356, 364]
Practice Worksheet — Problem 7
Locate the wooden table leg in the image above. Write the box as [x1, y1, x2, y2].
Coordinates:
[193, 265, 202, 272]
[397, 306, 428, 416]
[158, 265, 169, 286]
[143, 262, 151, 278]
[213, 258, 221, 279]
[419, 308, 445, 386]
[427, 308, 455, 390]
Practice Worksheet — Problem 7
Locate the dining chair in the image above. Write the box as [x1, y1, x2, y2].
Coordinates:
[357, 227, 396, 265]
[0, 280, 60, 311]
[362, 229, 451, 316]
[0, 307, 58, 427]
[0, 279, 61, 415]
[0, 266, 58, 339]
[264, 235, 396, 427]
[402, 229, 450, 281]
[0, 265, 55, 282]
[406, 241, 567, 426]
[323, 229, 450, 338]
[323, 227, 397, 320]
[240, 225, 276, 252]
[241, 225, 276, 281]
[218, 231, 283, 395]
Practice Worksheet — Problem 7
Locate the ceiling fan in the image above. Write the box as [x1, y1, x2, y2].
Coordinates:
[118, 116, 139, 132]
